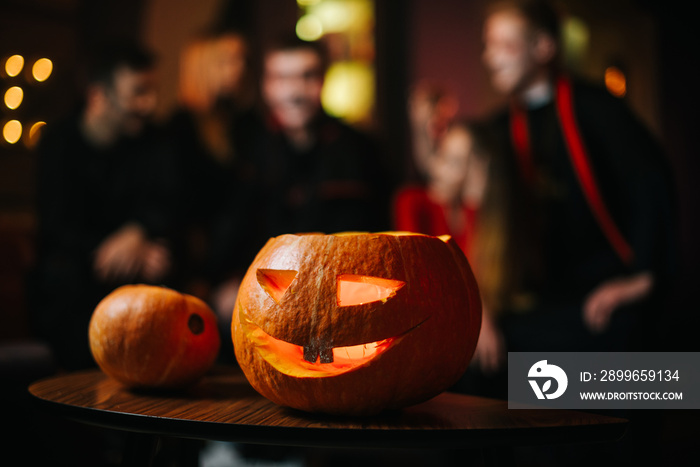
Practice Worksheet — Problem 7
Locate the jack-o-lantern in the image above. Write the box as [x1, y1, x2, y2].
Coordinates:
[232, 232, 481, 415]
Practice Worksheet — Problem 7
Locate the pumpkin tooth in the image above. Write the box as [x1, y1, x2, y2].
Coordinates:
[303, 344, 318, 363]
[320, 347, 333, 363]
[303, 342, 334, 363]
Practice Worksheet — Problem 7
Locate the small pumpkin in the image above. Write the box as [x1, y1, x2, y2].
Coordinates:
[232, 232, 481, 415]
[89, 284, 220, 389]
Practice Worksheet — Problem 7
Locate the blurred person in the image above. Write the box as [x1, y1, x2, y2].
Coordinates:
[394, 119, 489, 256]
[477, 7, 678, 465]
[394, 118, 514, 378]
[202, 35, 391, 352]
[479, 0, 677, 361]
[407, 81, 459, 181]
[254, 35, 390, 239]
[401, 84, 512, 380]
[28, 41, 179, 371]
[205, 35, 391, 465]
[165, 31, 262, 343]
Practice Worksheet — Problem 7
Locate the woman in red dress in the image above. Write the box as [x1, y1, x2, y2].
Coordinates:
[394, 117, 515, 377]
[394, 119, 489, 257]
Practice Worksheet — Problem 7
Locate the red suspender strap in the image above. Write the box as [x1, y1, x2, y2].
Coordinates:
[509, 76, 634, 266]
[555, 75, 634, 265]
[509, 101, 535, 184]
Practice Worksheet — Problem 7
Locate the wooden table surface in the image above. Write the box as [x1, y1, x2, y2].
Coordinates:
[28, 365, 628, 450]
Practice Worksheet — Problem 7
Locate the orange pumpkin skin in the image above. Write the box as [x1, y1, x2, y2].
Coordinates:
[232, 232, 481, 416]
[89, 284, 220, 389]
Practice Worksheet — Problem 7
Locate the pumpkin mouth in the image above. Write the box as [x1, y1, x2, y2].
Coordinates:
[239, 308, 423, 378]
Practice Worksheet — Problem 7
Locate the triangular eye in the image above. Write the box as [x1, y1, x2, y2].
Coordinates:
[337, 274, 405, 307]
[257, 269, 298, 303]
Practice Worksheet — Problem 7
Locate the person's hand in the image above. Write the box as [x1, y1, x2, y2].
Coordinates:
[408, 84, 433, 128]
[93, 223, 148, 282]
[472, 309, 506, 374]
[583, 271, 654, 333]
[140, 240, 172, 283]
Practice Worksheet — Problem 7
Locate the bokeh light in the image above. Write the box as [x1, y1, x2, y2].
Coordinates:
[296, 14, 324, 41]
[5, 55, 24, 77]
[32, 58, 53, 82]
[4, 86, 24, 110]
[562, 17, 589, 71]
[321, 61, 374, 124]
[605, 66, 627, 98]
[3, 120, 23, 144]
[26, 121, 46, 148]
[307, 0, 373, 34]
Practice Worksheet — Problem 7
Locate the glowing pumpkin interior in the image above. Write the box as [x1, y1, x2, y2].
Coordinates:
[337, 274, 405, 306]
[241, 269, 410, 378]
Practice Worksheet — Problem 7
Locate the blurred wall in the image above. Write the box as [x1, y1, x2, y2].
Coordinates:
[408, 0, 499, 120]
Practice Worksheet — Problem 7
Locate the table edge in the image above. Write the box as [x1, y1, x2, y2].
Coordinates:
[28, 387, 628, 449]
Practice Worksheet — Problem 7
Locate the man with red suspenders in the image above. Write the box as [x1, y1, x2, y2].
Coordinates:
[472, 0, 677, 373]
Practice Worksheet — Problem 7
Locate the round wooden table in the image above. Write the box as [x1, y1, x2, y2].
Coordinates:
[28, 365, 628, 465]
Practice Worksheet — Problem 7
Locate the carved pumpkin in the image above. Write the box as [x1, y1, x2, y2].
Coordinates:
[89, 284, 220, 389]
[232, 232, 481, 415]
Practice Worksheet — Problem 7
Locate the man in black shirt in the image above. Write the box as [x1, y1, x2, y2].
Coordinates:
[29, 42, 179, 370]
[256, 36, 389, 238]
[208, 36, 391, 336]
[472, 0, 677, 371]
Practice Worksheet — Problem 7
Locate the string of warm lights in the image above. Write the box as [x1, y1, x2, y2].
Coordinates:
[2, 54, 51, 148]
